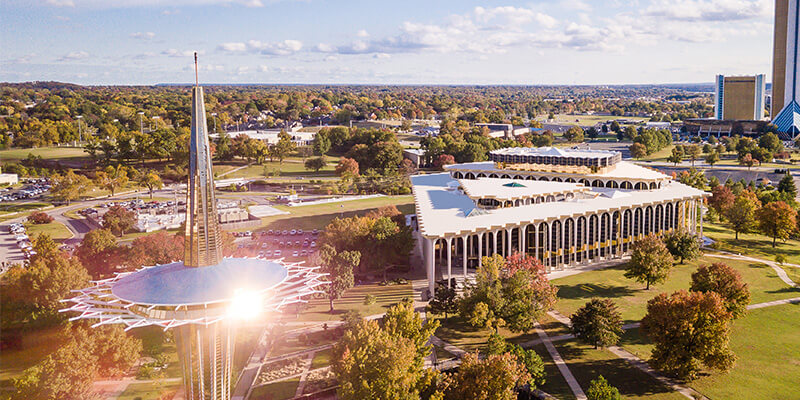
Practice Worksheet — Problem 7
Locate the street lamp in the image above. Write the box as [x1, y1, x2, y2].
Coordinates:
[138, 111, 145, 133]
[76, 115, 83, 143]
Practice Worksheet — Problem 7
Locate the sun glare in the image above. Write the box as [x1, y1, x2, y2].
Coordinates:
[228, 289, 262, 320]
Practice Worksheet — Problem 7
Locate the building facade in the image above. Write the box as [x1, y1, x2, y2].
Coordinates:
[771, 0, 800, 138]
[714, 74, 766, 121]
[410, 147, 706, 295]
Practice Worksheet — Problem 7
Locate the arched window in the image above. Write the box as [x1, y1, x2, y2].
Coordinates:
[592, 180, 604, 187]
[620, 181, 633, 190]
[635, 182, 646, 190]
[453, 172, 463, 179]
[649, 182, 657, 190]
[466, 172, 476, 179]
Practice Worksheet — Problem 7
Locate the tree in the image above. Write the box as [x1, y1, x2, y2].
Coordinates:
[624, 234, 673, 289]
[777, 173, 797, 198]
[433, 154, 456, 170]
[725, 190, 761, 240]
[94, 164, 129, 197]
[757, 201, 797, 247]
[708, 185, 734, 217]
[738, 153, 755, 170]
[427, 284, 458, 319]
[270, 130, 297, 164]
[443, 352, 528, 400]
[586, 375, 621, 400]
[564, 126, 585, 142]
[304, 156, 327, 172]
[335, 157, 359, 179]
[641, 291, 735, 380]
[623, 126, 637, 140]
[312, 130, 331, 155]
[50, 169, 92, 204]
[629, 143, 647, 159]
[690, 263, 750, 319]
[368, 216, 415, 280]
[704, 151, 720, 167]
[27, 211, 53, 224]
[662, 229, 701, 264]
[76, 228, 124, 279]
[138, 170, 163, 199]
[126, 230, 184, 268]
[103, 205, 136, 236]
[666, 147, 684, 165]
[610, 120, 621, 133]
[383, 298, 440, 365]
[319, 244, 359, 312]
[685, 144, 701, 166]
[570, 298, 624, 349]
[2, 233, 89, 322]
[332, 319, 439, 400]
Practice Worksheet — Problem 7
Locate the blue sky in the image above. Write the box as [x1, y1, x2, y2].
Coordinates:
[0, 0, 775, 85]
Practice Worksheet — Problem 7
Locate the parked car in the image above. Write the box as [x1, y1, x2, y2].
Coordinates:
[274, 250, 282, 257]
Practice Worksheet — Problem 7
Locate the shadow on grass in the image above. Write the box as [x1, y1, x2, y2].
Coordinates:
[556, 283, 637, 301]
[567, 356, 676, 398]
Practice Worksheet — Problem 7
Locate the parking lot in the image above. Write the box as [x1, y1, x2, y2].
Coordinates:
[233, 229, 321, 261]
[0, 178, 51, 203]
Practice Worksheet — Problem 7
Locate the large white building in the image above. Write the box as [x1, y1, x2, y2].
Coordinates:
[410, 147, 706, 295]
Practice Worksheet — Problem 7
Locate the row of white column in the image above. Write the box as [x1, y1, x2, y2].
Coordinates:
[423, 199, 701, 296]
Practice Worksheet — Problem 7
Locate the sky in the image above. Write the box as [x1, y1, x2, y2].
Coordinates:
[0, 0, 777, 85]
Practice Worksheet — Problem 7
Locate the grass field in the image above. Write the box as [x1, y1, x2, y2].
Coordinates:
[0, 146, 88, 161]
[213, 159, 339, 180]
[540, 114, 648, 126]
[552, 256, 800, 324]
[638, 145, 675, 162]
[117, 381, 181, 400]
[311, 348, 332, 370]
[780, 265, 800, 284]
[297, 282, 413, 322]
[0, 326, 66, 390]
[433, 312, 569, 354]
[24, 220, 73, 240]
[256, 195, 414, 231]
[249, 378, 300, 400]
[704, 222, 800, 266]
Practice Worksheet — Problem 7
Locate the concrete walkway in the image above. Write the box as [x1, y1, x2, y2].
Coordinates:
[534, 322, 586, 400]
[704, 251, 799, 288]
[606, 345, 703, 400]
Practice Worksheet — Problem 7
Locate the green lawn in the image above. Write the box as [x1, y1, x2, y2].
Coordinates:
[530, 343, 575, 400]
[24, 221, 73, 240]
[256, 195, 414, 231]
[0, 146, 88, 161]
[249, 377, 300, 400]
[218, 160, 337, 180]
[704, 222, 800, 266]
[542, 114, 648, 126]
[310, 348, 332, 370]
[780, 265, 800, 285]
[638, 145, 675, 162]
[117, 381, 180, 400]
[0, 202, 52, 214]
[433, 312, 568, 354]
[552, 256, 800, 324]
[296, 282, 414, 322]
[0, 326, 66, 389]
[553, 340, 684, 400]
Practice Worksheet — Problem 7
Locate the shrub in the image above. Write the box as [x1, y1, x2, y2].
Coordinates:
[363, 294, 376, 305]
[28, 211, 54, 224]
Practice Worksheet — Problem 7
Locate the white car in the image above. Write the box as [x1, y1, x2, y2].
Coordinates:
[273, 250, 282, 257]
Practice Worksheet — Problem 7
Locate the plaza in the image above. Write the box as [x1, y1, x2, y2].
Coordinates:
[411, 147, 707, 295]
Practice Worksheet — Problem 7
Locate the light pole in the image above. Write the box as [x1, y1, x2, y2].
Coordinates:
[211, 113, 217, 134]
[76, 115, 83, 143]
[138, 111, 145, 133]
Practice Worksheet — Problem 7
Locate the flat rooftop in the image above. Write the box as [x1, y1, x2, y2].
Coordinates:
[490, 146, 618, 159]
[411, 173, 704, 239]
[458, 178, 588, 202]
[445, 160, 669, 181]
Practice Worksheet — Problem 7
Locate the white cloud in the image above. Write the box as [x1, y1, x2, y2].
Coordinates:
[218, 39, 303, 55]
[45, 0, 75, 7]
[473, 6, 557, 28]
[40, 0, 270, 8]
[131, 31, 156, 40]
[55, 15, 70, 20]
[59, 51, 89, 61]
[373, 53, 390, 59]
[357, 29, 369, 38]
[645, 0, 770, 21]
[562, 0, 592, 11]
[163, 48, 203, 57]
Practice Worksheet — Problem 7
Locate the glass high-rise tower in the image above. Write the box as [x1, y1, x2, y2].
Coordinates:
[772, 0, 800, 138]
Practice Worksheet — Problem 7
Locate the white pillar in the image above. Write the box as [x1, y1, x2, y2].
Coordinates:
[446, 237, 452, 287]
[534, 224, 539, 262]
[462, 236, 468, 277]
[519, 226, 525, 254]
[424, 238, 435, 297]
[478, 233, 483, 268]
[699, 205, 704, 239]
[572, 218, 577, 266]
[492, 230, 497, 256]
[507, 228, 513, 257]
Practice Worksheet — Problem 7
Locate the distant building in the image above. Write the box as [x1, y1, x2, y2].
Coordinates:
[0, 167, 18, 186]
[683, 118, 769, 138]
[714, 74, 766, 121]
[771, 0, 800, 138]
[403, 148, 427, 168]
[211, 129, 315, 146]
[474, 123, 529, 138]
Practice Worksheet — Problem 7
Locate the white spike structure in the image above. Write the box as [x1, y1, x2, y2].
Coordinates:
[63, 55, 326, 400]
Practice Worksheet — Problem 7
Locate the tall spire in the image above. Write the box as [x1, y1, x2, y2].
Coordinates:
[184, 53, 223, 267]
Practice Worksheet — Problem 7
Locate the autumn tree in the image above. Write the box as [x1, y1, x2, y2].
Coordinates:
[738, 153, 755, 170]
[690, 263, 750, 319]
[662, 229, 701, 264]
[666, 147, 683, 165]
[624, 234, 673, 289]
[756, 200, 797, 247]
[335, 157, 360, 179]
[103, 205, 136, 236]
[138, 170, 163, 199]
[383, 298, 440, 366]
[126, 230, 184, 268]
[433, 154, 456, 170]
[76, 228, 124, 279]
[318, 244, 360, 312]
[641, 290, 735, 380]
[629, 143, 647, 159]
[564, 126, 585, 142]
[725, 190, 761, 240]
[94, 164, 129, 197]
[586, 375, 621, 400]
[443, 352, 529, 400]
[50, 169, 92, 204]
[570, 299, 624, 349]
[269, 130, 297, 164]
[685, 144, 701, 166]
[704, 151, 720, 167]
[708, 185, 734, 217]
